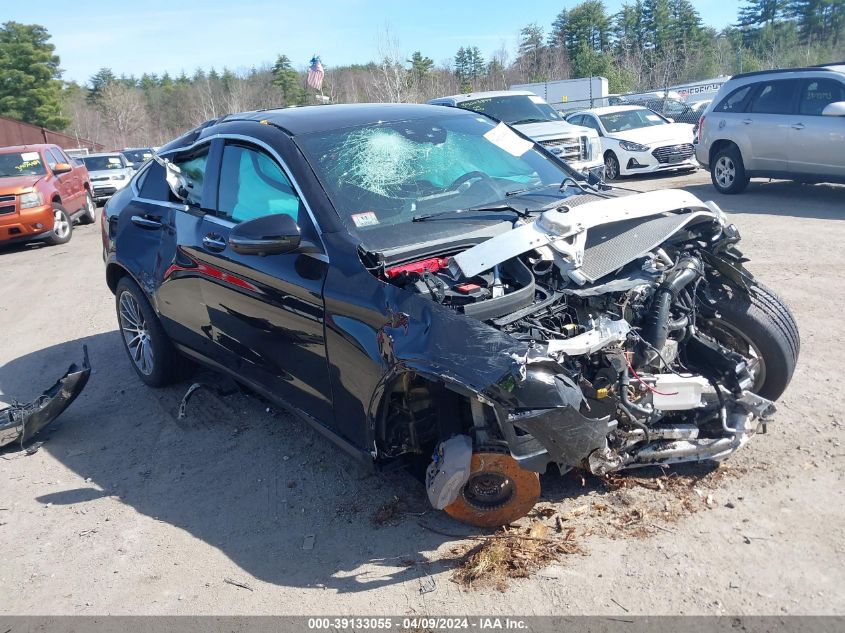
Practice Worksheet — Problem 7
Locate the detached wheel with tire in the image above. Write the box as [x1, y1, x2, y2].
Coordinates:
[78, 192, 97, 225]
[115, 277, 183, 387]
[45, 204, 72, 246]
[444, 450, 540, 527]
[604, 152, 621, 181]
[705, 282, 799, 401]
[711, 145, 749, 194]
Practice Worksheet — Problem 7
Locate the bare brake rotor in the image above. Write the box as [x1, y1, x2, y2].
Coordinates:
[444, 451, 540, 528]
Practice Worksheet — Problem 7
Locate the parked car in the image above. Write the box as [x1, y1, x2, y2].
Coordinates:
[695, 63, 845, 193]
[121, 147, 154, 170]
[0, 144, 95, 247]
[81, 152, 135, 203]
[428, 91, 605, 179]
[621, 96, 700, 124]
[102, 104, 797, 526]
[566, 106, 697, 180]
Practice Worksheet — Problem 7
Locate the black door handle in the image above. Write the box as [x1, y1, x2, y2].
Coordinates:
[131, 215, 162, 229]
[202, 234, 227, 252]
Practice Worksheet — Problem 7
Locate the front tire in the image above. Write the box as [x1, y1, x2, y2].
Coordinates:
[711, 146, 749, 194]
[705, 282, 799, 401]
[45, 204, 72, 246]
[115, 277, 182, 387]
[444, 451, 540, 528]
[604, 152, 621, 181]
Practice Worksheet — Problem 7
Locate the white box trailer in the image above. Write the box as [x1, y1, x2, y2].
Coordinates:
[510, 77, 609, 112]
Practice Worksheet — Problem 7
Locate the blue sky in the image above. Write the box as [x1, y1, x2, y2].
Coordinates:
[11, 1, 738, 84]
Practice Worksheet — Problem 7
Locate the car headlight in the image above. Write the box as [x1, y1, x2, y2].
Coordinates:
[111, 174, 127, 181]
[618, 140, 650, 152]
[19, 191, 44, 209]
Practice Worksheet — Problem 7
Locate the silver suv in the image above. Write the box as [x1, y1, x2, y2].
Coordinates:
[695, 63, 845, 193]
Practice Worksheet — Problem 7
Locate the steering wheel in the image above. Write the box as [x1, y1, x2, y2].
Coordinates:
[445, 170, 494, 192]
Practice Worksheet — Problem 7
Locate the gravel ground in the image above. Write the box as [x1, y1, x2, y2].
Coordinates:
[1, 170, 843, 616]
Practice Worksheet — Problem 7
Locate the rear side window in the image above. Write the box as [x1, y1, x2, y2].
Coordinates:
[714, 85, 753, 113]
[748, 80, 799, 115]
[798, 78, 845, 115]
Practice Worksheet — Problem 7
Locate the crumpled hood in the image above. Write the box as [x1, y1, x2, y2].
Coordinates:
[515, 120, 595, 141]
[607, 122, 694, 147]
[0, 174, 44, 195]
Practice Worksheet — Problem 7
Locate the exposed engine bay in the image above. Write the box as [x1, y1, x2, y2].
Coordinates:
[373, 190, 796, 501]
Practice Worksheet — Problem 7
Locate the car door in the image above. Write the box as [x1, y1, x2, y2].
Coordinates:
[54, 147, 83, 207]
[192, 139, 334, 424]
[789, 77, 845, 178]
[45, 148, 74, 205]
[742, 79, 801, 173]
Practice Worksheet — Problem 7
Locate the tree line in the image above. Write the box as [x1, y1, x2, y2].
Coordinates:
[0, 1, 842, 149]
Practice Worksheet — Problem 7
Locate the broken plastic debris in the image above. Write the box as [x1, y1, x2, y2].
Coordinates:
[302, 534, 315, 550]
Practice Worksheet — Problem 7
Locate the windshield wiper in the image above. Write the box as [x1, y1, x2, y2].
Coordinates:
[505, 183, 559, 197]
[412, 201, 530, 222]
[510, 118, 548, 125]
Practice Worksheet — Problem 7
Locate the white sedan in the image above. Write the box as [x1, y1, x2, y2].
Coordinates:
[566, 106, 697, 180]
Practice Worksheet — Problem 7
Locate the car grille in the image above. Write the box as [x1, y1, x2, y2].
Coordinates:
[539, 136, 588, 162]
[0, 194, 16, 216]
[93, 186, 117, 196]
[652, 143, 694, 164]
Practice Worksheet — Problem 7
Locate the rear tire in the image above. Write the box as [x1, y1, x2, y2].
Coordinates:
[115, 277, 183, 387]
[78, 192, 96, 225]
[44, 204, 72, 246]
[706, 282, 799, 401]
[711, 145, 749, 194]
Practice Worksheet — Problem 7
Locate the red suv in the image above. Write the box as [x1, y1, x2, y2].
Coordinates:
[0, 144, 95, 246]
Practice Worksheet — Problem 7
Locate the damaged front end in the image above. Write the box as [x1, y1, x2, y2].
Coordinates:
[367, 189, 796, 525]
[0, 347, 91, 448]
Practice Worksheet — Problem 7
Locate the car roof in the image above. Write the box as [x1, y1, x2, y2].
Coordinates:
[729, 64, 845, 81]
[0, 144, 56, 153]
[428, 90, 537, 104]
[227, 103, 479, 136]
[575, 105, 646, 116]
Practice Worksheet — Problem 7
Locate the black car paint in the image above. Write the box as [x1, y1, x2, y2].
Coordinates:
[103, 104, 601, 471]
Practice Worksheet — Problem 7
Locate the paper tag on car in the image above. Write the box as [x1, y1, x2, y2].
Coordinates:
[646, 114, 662, 122]
[351, 211, 379, 227]
[483, 122, 533, 157]
[21, 152, 39, 161]
[108, 157, 121, 164]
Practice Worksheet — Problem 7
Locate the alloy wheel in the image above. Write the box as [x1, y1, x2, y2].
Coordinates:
[706, 318, 767, 393]
[605, 155, 619, 180]
[119, 291, 154, 375]
[53, 210, 70, 239]
[714, 156, 736, 188]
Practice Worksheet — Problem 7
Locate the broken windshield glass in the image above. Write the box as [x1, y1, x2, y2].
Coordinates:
[296, 113, 576, 246]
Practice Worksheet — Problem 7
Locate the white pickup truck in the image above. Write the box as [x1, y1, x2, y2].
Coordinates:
[428, 90, 605, 179]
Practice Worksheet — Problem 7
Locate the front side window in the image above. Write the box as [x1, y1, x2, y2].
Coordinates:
[798, 78, 845, 115]
[0, 151, 46, 177]
[600, 109, 666, 133]
[172, 146, 209, 206]
[715, 85, 752, 113]
[217, 144, 302, 224]
[458, 95, 562, 125]
[296, 113, 576, 250]
[45, 149, 59, 169]
[748, 80, 799, 115]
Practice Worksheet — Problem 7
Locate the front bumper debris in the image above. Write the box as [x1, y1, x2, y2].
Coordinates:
[0, 346, 91, 448]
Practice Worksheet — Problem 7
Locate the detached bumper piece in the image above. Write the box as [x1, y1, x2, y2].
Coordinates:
[0, 346, 91, 448]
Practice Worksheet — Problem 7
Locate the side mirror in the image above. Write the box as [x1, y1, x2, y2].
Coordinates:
[228, 213, 301, 256]
[53, 162, 73, 175]
[151, 152, 189, 203]
[822, 101, 845, 117]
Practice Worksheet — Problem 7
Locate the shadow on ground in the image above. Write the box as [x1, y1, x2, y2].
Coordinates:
[0, 332, 720, 593]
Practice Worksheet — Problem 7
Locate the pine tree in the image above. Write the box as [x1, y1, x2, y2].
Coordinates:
[738, 0, 787, 29]
[0, 22, 67, 129]
[272, 55, 304, 105]
[88, 67, 117, 104]
[407, 51, 434, 85]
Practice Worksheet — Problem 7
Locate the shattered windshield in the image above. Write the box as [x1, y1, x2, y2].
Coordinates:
[296, 113, 573, 249]
[82, 155, 126, 171]
[457, 95, 562, 125]
[0, 152, 46, 177]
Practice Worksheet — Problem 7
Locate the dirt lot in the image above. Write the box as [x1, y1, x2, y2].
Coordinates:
[1, 170, 844, 616]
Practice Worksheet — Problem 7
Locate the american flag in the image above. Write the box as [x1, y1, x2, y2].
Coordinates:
[306, 56, 324, 92]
